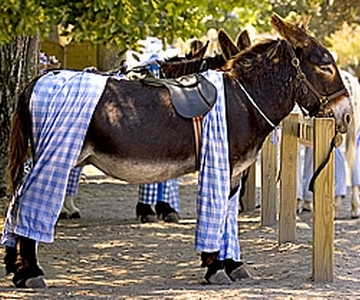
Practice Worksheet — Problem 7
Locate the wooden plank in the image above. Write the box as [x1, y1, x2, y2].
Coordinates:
[41, 40, 64, 67]
[261, 134, 278, 226]
[278, 114, 299, 244]
[66, 42, 98, 70]
[242, 162, 256, 212]
[312, 118, 334, 282]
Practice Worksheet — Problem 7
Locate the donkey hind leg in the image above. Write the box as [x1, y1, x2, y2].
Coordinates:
[155, 202, 180, 223]
[136, 203, 158, 223]
[12, 236, 46, 288]
[4, 246, 17, 275]
[59, 195, 81, 219]
[351, 185, 360, 219]
[334, 195, 342, 219]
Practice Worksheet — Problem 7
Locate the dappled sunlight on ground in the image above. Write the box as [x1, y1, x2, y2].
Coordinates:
[1, 171, 360, 298]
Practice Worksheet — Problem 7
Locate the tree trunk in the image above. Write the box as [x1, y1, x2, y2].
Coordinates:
[0, 36, 39, 197]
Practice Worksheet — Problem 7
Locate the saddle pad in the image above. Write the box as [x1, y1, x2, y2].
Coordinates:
[143, 73, 217, 118]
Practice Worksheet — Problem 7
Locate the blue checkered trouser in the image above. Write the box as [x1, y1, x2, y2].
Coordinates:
[138, 179, 180, 213]
[66, 167, 83, 196]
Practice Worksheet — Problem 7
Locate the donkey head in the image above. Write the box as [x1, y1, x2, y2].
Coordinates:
[270, 14, 352, 133]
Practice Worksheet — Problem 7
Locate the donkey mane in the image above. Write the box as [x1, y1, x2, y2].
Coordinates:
[228, 39, 292, 86]
[159, 55, 226, 78]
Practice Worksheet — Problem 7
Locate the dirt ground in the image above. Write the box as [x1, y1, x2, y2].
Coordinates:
[1, 166, 360, 299]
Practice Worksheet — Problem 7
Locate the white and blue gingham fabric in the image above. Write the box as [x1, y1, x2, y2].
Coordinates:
[195, 69, 240, 262]
[1, 70, 108, 246]
[139, 179, 180, 212]
[66, 167, 84, 196]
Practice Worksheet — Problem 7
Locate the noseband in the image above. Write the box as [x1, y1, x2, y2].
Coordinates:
[287, 45, 349, 112]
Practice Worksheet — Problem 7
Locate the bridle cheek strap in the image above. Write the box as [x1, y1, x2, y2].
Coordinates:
[289, 47, 349, 107]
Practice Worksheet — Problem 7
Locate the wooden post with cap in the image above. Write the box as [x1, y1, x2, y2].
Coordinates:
[312, 117, 334, 282]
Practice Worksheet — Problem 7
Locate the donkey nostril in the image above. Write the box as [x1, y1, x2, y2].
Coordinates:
[344, 113, 351, 125]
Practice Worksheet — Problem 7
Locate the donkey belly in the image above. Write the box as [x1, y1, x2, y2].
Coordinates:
[77, 147, 195, 184]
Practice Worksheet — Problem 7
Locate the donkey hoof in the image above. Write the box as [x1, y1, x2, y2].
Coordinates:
[163, 212, 180, 223]
[140, 214, 158, 223]
[228, 265, 252, 280]
[69, 211, 81, 219]
[296, 199, 304, 214]
[25, 276, 47, 288]
[351, 208, 360, 219]
[205, 269, 232, 285]
[302, 200, 313, 212]
[58, 211, 70, 219]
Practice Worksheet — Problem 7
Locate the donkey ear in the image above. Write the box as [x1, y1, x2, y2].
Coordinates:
[218, 29, 240, 60]
[193, 40, 209, 59]
[270, 13, 312, 49]
[236, 30, 251, 51]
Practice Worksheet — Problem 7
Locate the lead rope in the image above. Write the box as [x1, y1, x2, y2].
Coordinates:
[308, 133, 337, 193]
[234, 79, 276, 128]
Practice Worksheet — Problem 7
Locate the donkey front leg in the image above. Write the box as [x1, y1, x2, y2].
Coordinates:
[201, 251, 232, 284]
[351, 185, 360, 219]
[11, 236, 46, 288]
[201, 252, 251, 284]
[59, 195, 81, 219]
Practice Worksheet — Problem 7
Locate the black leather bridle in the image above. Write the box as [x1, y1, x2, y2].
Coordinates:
[287, 44, 349, 116]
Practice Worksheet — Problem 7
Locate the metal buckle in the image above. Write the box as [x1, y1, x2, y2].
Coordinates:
[291, 57, 300, 67]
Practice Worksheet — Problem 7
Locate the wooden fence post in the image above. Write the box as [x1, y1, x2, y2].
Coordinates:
[278, 114, 299, 244]
[312, 118, 334, 282]
[261, 135, 278, 226]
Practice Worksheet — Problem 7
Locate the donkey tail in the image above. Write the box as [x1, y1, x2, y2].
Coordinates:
[7, 80, 37, 195]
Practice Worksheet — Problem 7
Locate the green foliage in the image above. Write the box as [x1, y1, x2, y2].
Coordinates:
[1, 0, 360, 55]
[0, 0, 56, 44]
[202, 0, 273, 39]
[0, 0, 207, 52]
[258, 0, 360, 43]
[326, 22, 360, 76]
[64, 0, 205, 54]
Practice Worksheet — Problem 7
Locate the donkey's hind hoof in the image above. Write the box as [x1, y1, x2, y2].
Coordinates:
[140, 214, 158, 223]
[205, 269, 232, 285]
[25, 276, 47, 288]
[351, 208, 360, 219]
[58, 211, 70, 219]
[69, 211, 81, 219]
[163, 212, 180, 223]
[228, 265, 252, 280]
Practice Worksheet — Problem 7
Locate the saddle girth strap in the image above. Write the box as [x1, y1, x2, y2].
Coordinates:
[192, 116, 203, 170]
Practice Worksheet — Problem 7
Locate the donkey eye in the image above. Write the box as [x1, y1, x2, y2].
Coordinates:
[319, 65, 334, 75]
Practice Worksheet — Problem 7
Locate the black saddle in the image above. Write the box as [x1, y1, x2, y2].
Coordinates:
[142, 74, 217, 118]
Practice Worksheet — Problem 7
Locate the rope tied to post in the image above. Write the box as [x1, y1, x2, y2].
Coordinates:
[308, 133, 338, 193]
